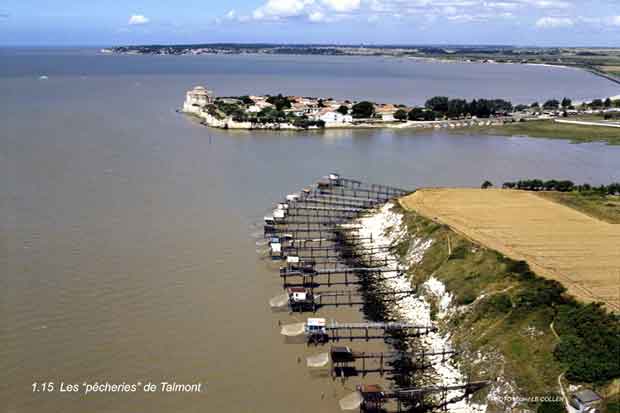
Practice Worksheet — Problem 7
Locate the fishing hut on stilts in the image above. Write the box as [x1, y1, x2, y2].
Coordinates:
[260, 173, 489, 411]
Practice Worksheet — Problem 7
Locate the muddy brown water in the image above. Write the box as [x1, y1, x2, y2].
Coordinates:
[2, 49, 619, 413]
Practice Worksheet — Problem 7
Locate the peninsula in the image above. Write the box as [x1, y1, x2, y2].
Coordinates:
[182, 86, 620, 138]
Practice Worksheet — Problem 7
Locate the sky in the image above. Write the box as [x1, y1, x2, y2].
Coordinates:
[1, 0, 619, 46]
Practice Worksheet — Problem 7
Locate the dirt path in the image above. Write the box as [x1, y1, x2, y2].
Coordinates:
[549, 323, 573, 411]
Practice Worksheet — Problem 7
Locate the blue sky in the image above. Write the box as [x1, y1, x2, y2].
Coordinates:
[1, 0, 619, 46]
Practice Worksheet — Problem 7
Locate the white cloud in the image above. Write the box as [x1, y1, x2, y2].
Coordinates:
[253, 0, 315, 20]
[528, 0, 571, 8]
[484, 2, 519, 9]
[252, 9, 266, 19]
[446, 11, 513, 22]
[369, 0, 385, 12]
[248, 0, 361, 22]
[535, 16, 573, 28]
[128, 14, 149, 25]
[321, 0, 360, 12]
[308, 10, 326, 21]
[224, 0, 618, 31]
[447, 14, 476, 21]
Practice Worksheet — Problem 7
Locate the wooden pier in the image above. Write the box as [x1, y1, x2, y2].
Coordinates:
[307, 346, 459, 379]
[281, 318, 437, 345]
[275, 246, 393, 261]
[280, 267, 402, 288]
[275, 287, 416, 312]
[260, 174, 488, 412]
[346, 381, 490, 412]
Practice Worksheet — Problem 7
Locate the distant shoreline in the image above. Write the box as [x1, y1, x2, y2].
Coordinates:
[103, 44, 620, 85]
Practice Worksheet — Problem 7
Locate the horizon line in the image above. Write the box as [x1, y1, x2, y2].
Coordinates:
[2, 42, 620, 49]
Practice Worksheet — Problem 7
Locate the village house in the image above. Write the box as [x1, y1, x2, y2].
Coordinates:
[251, 98, 274, 111]
[289, 101, 310, 116]
[297, 97, 321, 116]
[315, 108, 353, 125]
[569, 389, 602, 413]
[375, 104, 398, 121]
[328, 100, 348, 111]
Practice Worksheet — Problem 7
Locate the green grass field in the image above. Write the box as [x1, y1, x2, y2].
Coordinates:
[538, 192, 620, 224]
[466, 120, 620, 145]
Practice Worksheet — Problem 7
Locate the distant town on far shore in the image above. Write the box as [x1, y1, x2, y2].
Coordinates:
[105, 43, 620, 84]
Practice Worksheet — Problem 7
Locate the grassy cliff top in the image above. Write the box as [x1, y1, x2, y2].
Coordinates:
[390, 199, 619, 411]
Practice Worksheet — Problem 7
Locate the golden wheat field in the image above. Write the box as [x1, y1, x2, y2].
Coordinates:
[401, 188, 620, 312]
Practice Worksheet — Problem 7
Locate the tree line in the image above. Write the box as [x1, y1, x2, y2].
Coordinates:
[517, 96, 620, 112]
[500, 180, 620, 195]
[424, 96, 514, 118]
[348, 97, 516, 121]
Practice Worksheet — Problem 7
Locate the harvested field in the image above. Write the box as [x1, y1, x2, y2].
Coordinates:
[400, 188, 620, 311]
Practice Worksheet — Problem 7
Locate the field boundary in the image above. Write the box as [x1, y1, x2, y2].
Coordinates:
[400, 188, 620, 312]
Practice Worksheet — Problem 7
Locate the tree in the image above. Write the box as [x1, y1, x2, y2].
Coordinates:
[556, 180, 574, 192]
[515, 104, 529, 112]
[447, 99, 468, 118]
[590, 99, 603, 108]
[543, 99, 560, 110]
[608, 182, 620, 195]
[394, 109, 408, 121]
[423, 110, 438, 121]
[408, 107, 425, 121]
[351, 101, 375, 118]
[531, 102, 540, 108]
[231, 108, 247, 122]
[490, 99, 513, 114]
[543, 180, 559, 191]
[481, 180, 493, 189]
[472, 99, 492, 118]
[425, 96, 450, 113]
[604, 97, 612, 108]
[561, 97, 572, 108]
[257, 107, 286, 123]
[536, 399, 567, 413]
[553, 302, 620, 383]
[240, 96, 255, 105]
[336, 105, 349, 115]
[266, 94, 292, 111]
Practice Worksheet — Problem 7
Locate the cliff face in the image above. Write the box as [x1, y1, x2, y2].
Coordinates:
[355, 202, 569, 413]
[354, 203, 489, 412]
